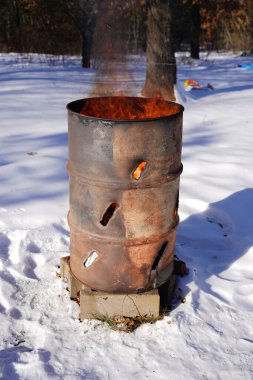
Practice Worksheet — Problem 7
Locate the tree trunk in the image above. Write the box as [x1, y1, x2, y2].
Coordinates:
[81, 10, 95, 68]
[13, 0, 22, 52]
[249, 0, 253, 53]
[190, 3, 201, 59]
[81, 32, 92, 68]
[141, 0, 176, 101]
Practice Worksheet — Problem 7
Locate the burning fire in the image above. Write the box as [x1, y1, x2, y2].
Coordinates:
[132, 161, 147, 180]
[80, 96, 182, 120]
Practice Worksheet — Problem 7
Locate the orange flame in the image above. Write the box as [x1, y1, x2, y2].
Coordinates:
[132, 161, 147, 180]
[80, 96, 181, 120]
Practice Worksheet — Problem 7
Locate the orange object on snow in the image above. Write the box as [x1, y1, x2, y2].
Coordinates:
[184, 80, 201, 88]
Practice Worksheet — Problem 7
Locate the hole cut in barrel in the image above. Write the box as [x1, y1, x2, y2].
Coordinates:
[100, 202, 119, 226]
[132, 161, 147, 180]
[152, 242, 168, 270]
[174, 190, 179, 218]
[84, 251, 99, 268]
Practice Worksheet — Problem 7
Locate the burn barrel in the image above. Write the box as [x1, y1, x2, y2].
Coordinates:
[67, 96, 184, 294]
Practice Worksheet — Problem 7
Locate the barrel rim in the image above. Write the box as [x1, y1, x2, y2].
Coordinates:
[66, 96, 184, 122]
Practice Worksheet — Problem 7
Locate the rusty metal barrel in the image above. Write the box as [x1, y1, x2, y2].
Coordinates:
[67, 96, 184, 293]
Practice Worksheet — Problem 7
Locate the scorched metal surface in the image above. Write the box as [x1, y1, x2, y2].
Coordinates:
[67, 96, 184, 293]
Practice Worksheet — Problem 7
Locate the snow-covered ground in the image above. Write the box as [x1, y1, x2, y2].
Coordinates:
[0, 52, 253, 379]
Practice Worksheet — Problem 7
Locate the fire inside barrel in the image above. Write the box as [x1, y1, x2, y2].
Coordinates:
[80, 95, 182, 120]
[67, 96, 184, 294]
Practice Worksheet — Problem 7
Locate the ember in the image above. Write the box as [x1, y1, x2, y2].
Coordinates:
[132, 161, 147, 180]
[80, 96, 181, 120]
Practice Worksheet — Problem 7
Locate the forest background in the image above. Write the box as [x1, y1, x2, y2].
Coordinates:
[0, 0, 252, 68]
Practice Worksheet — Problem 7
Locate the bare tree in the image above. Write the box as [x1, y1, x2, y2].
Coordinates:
[61, 0, 96, 68]
[190, 1, 201, 58]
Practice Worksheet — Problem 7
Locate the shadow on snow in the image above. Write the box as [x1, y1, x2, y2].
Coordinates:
[175, 188, 253, 307]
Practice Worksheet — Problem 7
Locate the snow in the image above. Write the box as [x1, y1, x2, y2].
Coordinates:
[0, 51, 253, 379]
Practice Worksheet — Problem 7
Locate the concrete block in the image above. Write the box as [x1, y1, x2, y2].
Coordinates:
[60, 256, 83, 299]
[60, 256, 160, 321]
[60, 256, 70, 280]
[68, 272, 83, 300]
[79, 288, 160, 321]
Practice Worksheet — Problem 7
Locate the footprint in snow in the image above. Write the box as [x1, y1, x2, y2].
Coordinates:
[26, 241, 41, 254]
[6, 230, 28, 265]
[23, 256, 39, 280]
[52, 221, 70, 237]
[8, 307, 23, 320]
[0, 233, 11, 264]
